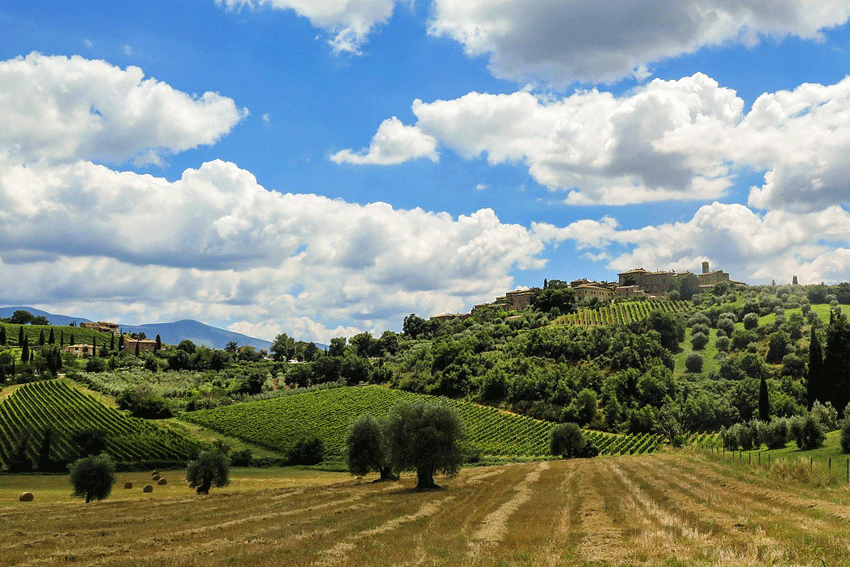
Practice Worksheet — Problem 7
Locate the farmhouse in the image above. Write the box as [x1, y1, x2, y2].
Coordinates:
[124, 338, 156, 353]
[63, 344, 102, 357]
[80, 321, 119, 334]
[573, 284, 614, 301]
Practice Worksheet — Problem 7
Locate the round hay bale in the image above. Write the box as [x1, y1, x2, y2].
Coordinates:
[143, 484, 154, 493]
[152, 473, 161, 481]
[157, 478, 167, 485]
[19, 492, 34, 502]
[123, 481, 133, 489]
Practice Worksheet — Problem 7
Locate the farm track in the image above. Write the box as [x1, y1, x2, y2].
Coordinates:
[3, 453, 850, 566]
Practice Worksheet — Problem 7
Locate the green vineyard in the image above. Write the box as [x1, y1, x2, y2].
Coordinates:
[0, 322, 116, 348]
[556, 300, 692, 327]
[0, 380, 202, 467]
[183, 386, 662, 460]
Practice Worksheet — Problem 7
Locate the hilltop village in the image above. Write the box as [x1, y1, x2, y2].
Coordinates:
[433, 262, 744, 320]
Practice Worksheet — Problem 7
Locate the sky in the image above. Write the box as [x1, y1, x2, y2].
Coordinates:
[2, 1, 850, 344]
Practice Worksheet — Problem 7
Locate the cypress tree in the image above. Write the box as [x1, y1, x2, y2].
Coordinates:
[70, 333, 75, 347]
[29, 351, 34, 363]
[823, 313, 850, 415]
[155, 334, 161, 353]
[92, 336, 97, 357]
[808, 327, 823, 409]
[18, 326, 24, 346]
[118, 334, 124, 350]
[110, 333, 115, 350]
[758, 376, 770, 421]
[38, 329, 45, 346]
[48, 328, 55, 345]
[0, 326, 6, 346]
[60, 331, 64, 347]
[135, 340, 140, 356]
[21, 336, 29, 363]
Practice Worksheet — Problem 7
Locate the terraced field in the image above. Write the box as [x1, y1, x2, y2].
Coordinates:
[4, 452, 850, 566]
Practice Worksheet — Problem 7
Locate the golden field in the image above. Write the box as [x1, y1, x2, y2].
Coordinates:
[3, 452, 850, 566]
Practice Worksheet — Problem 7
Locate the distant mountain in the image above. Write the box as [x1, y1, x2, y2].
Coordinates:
[119, 320, 272, 350]
[0, 306, 273, 350]
[0, 306, 92, 327]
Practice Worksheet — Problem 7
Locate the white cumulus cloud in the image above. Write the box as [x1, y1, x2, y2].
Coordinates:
[331, 117, 439, 165]
[345, 72, 850, 210]
[429, 0, 850, 85]
[0, 52, 247, 166]
[216, 0, 399, 53]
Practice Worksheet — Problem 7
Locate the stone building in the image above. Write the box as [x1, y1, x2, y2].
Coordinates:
[697, 261, 731, 289]
[574, 284, 614, 301]
[80, 321, 119, 334]
[124, 338, 157, 353]
[617, 268, 677, 295]
[63, 344, 102, 357]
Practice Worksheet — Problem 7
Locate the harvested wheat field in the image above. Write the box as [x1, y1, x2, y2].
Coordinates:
[3, 452, 850, 566]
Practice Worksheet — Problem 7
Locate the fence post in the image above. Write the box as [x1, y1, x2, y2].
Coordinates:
[768, 454, 771, 467]
[758, 453, 761, 466]
[810, 457, 813, 470]
[846, 459, 849, 484]
[748, 452, 751, 465]
[829, 457, 832, 474]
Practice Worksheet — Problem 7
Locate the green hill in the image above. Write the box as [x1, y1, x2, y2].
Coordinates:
[0, 380, 202, 468]
[183, 385, 661, 462]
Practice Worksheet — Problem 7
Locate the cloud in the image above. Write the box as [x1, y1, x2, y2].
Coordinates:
[0, 158, 556, 341]
[428, 0, 850, 85]
[345, 73, 850, 209]
[123, 45, 133, 56]
[553, 202, 850, 284]
[342, 74, 743, 204]
[216, 0, 399, 54]
[330, 117, 439, 165]
[0, 52, 247, 165]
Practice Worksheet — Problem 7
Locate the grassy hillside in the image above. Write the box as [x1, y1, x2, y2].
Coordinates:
[183, 385, 661, 462]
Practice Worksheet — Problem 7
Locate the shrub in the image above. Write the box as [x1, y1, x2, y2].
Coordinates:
[764, 418, 789, 449]
[230, 448, 253, 467]
[691, 323, 710, 337]
[69, 454, 116, 503]
[721, 426, 739, 451]
[715, 336, 730, 352]
[187, 450, 230, 494]
[841, 418, 850, 454]
[685, 353, 703, 373]
[288, 436, 325, 465]
[790, 415, 825, 450]
[549, 423, 586, 458]
[691, 332, 709, 350]
[743, 313, 760, 330]
[811, 401, 839, 431]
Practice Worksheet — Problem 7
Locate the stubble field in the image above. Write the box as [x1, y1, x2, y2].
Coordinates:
[2, 452, 850, 566]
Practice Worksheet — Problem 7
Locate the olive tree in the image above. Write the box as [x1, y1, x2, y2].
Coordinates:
[69, 454, 116, 503]
[549, 422, 586, 458]
[186, 450, 230, 494]
[346, 414, 394, 480]
[385, 401, 465, 490]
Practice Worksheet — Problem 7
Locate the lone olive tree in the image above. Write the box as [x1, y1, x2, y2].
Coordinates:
[187, 450, 230, 494]
[385, 400, 465, 490]
[69, 454, 116, 503]
[346, 414, 395, 480]
[550, 422, 586, 458]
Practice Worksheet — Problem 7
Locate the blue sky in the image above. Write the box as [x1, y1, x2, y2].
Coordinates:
[2, 1, 850, 343]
